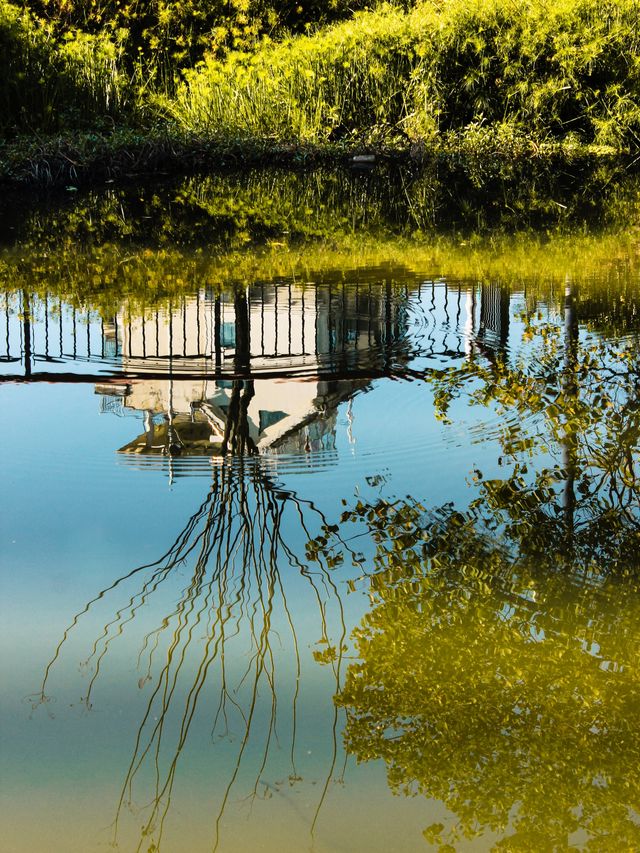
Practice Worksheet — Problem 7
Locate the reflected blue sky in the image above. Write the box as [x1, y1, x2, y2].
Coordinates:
[2, 271, 636, 852]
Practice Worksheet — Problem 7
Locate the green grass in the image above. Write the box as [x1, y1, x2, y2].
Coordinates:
[167, 0, 640, 151]
[1, 0, 640, 179]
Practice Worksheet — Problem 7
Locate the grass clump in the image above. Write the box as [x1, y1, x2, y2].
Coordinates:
[0, 0, 128, 135]
[168, 0, 640, 152]
[168, 6, 416, 142]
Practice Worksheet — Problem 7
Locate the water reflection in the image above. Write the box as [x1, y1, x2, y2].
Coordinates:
[33, 456, 355, 852]
[1, 275, 484, 480]
[430, 280, 640, 559]
[21, 280, 385, 851]
[330, 496, 640, 849]
[109, 282, 409, 468]
[0, 275, 427, 383]
[0, 276, 515, 385]
[2, 160, 639, 254]
[4, 244, 640, 851]
[308, 281, 640, 849]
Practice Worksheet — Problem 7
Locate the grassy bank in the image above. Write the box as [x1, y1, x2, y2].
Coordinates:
[0, 126, 621, 187]
[168, 0, 640, 149]
[1, 0, 639, 185]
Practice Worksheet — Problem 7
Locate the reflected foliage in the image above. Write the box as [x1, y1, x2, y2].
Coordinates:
[430, 284, 640, 564]
[331, 497, 640, 849]
[307, 283, 640, 849]
[0, 165, 639, 318]
[3, 160, 640, 251]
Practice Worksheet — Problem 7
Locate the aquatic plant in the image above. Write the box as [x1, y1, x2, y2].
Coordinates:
[169, 0, 640, 152]
[0, 0, 128, 135]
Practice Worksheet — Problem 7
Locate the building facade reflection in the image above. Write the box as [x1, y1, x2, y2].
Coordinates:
[96, 281, 412, 459]
[0, 277, 522, 462]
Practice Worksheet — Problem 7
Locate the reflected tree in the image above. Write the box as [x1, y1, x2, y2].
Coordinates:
[31, 287, 354, 853]
[325, 497, 640, 849]
[430, 280, 640, 568]
[305, 289, 640, 849]
[221, 291, 257, 456]
[34, 460, 350, 852]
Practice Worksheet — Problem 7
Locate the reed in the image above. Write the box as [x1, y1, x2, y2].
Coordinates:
[168, 0, 640, 151]
[0, 0, 128, 135]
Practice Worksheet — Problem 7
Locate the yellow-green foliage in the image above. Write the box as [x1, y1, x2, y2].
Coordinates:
[170, 7, 419, 141]
[0, 0, 127, 134]
[170, 0, 640, 149]
[26, 0, 373, 89]
[0, 164, 639, 314]
[1, 224, 638, 316]
[335, 498, 640, 847]
[4, 0, 640, 150]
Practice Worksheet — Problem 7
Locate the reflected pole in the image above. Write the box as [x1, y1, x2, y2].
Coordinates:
[22, 290, 32, 378]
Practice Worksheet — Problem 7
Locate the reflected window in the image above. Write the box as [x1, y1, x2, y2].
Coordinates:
[259, 410, 288, 433]
[221, 322, 236, 347]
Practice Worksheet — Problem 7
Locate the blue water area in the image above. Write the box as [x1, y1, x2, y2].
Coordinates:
[2, 241, 640, 852]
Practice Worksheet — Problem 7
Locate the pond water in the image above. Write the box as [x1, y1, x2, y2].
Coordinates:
[1, 167, 640, 852]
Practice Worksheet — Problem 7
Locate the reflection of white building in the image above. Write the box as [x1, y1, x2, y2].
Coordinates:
[111, 375, 347, 457]
[4, 279, 514, 458]
[1, 279, 511, 394]
[115, 282, 404, 373]
[96, 282, 406, 458]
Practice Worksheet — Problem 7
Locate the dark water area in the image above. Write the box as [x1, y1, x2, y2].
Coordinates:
[1, 154, 640, 250]
[1, 167, 640, 852]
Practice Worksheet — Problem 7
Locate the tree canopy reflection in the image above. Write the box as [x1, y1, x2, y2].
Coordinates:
[429, 281, 640, 569]
[330, 496, 640, 849]
[309, 283, 640, 850]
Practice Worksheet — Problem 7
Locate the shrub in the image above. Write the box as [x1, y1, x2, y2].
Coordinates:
[168, 0, 640, 151]
[0, 0, 127, 135]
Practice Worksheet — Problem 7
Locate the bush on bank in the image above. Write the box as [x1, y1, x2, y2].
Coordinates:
[169, 0, 640, 150]
[1, 0, 640, 161]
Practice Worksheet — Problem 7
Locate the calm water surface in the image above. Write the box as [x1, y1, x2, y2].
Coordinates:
[1, 171, 640, 852]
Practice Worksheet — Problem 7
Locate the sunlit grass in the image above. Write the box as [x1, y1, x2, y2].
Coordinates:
[2, 0, 639, 157]
[168, 0, 640, 151]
